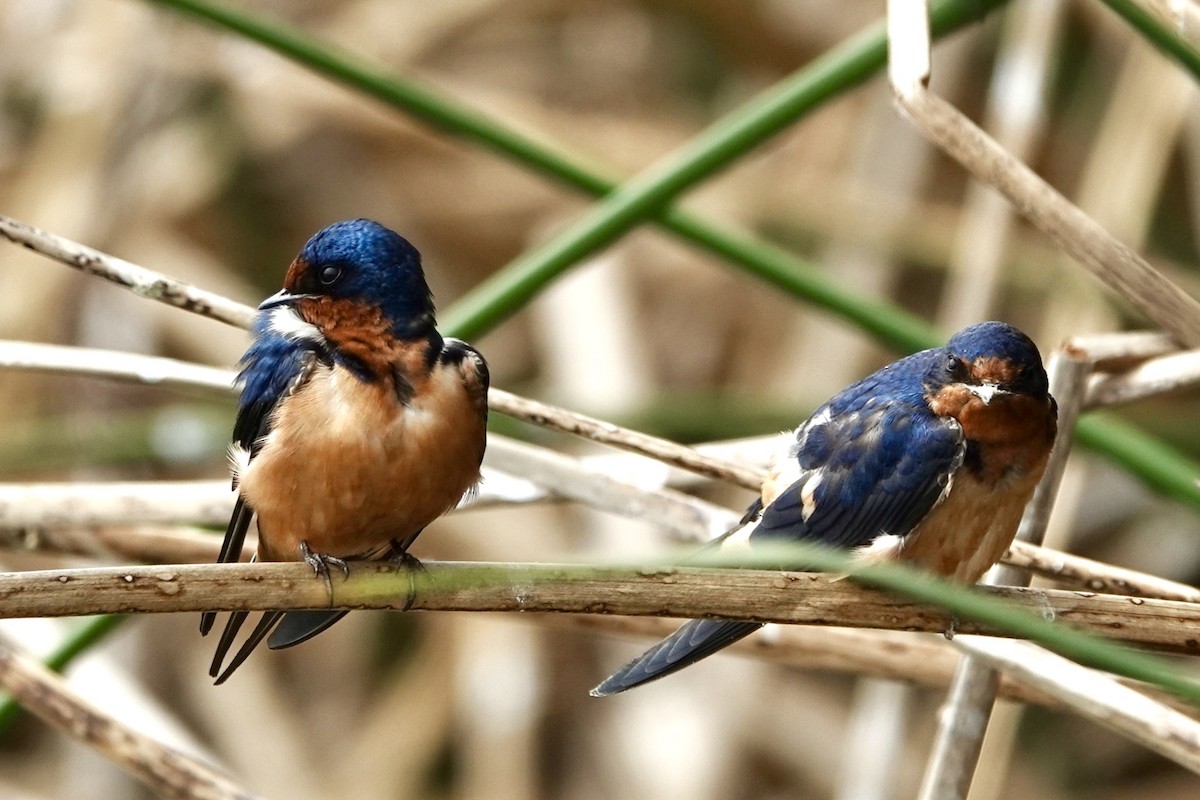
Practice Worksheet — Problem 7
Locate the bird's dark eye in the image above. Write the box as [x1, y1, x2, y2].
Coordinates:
[944, 355, 969, 381]
[1008, 365, 1031, 391]
[318, 265, 342, 286]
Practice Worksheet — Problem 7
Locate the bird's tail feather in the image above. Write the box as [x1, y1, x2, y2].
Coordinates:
[590, 619, 763, 696]
[199, 497, 254, 636]
[210, 611, 284, 685]
[268, 610, 350, 650]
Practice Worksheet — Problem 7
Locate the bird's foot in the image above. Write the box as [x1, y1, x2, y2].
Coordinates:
[388, 542, 425, 611]
[389, 548, 426, 572]
[943, 615, 961, 640]
[300, 540, 350, 596]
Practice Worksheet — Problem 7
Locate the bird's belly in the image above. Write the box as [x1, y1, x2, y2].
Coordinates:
[897, 467, 1040, 583]
[238, 365, 484, 561]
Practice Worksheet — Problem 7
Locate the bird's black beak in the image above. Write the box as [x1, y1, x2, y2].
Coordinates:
[257, 289, 316, 311]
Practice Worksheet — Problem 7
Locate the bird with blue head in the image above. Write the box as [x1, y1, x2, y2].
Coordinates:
[592, 321, 1056, 696]
[202, 219, 489, 684]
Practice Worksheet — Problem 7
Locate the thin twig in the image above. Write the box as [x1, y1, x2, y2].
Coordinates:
[0, 525, 235, 565]
[9, 526, 1194, 717]
[0, 614, 127, 731]
[0, 640, 259, 799]
[2, 542, 1182, 718]
[0, 481, 235, 529]
[8, 520, 1200, 603]
[484, 437, 741, 541]
[0, 340, 235, 395]
[0, 339, 768, 491]
[955, 635, 1200, 774]
[0, 214, 255, 329]
[488, 389, 765, 491]
[1, 561, 1199, 653]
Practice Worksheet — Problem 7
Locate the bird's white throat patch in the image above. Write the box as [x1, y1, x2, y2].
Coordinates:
[267, 305, 324, 344]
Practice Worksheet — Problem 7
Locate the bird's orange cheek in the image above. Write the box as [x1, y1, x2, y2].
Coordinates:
[925, 384, 974, 418]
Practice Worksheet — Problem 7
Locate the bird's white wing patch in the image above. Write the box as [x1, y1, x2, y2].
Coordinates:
[762, 431, 802, 507]
[791, 405, 831, 457]
[852, 533, 905, 563]
[227, 443, 251, 487]
[799, 472, 823, 522]
[718, 516, 758, 553]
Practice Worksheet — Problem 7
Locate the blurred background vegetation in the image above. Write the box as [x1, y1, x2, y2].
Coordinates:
[1, 1, 1199, 798]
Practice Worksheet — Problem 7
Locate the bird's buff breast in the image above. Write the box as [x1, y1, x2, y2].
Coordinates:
[901, 390, 1054, 581]
[237, 363, 484, 561]
[896, 464, 1040, 582]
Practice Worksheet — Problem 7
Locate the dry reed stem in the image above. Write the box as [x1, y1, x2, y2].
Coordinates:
[1084, 347, 1200, 407]
[1065, 330, 1178, 366]
[881, 1, 1200, 793]
[4, 499, 1197, 607]
[482, 436, 741, 541]
[887, 1, 1200, 347]
[0, 481, 235, 529]
[1006, 540, 1200, 603]
[487, 388, 765, 490]
[0, 524, 238, 565]
[956, 636, 1200, 774]
[0, 561, 1199, 653]
[0, 640, 260, 799]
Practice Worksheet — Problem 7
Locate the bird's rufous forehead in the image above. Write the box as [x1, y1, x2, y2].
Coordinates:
[969, 355, 1020, 384]
[283, 257, 309, 289]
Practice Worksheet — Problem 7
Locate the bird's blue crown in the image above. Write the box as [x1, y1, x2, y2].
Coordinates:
[939, 321, 1047, 395]
[291, 219, 435, 338]
[944, 321, 1042, 367]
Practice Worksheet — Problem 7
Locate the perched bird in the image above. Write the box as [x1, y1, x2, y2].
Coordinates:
[591, 321, 1056, 696]
[201, 219, 489, 684]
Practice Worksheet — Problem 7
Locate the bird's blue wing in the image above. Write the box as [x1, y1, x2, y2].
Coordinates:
[753, 398, 965, 552]
[222, 325, 321, 563]
[200, 321, 322, 637]
[231, 322, 325, 456]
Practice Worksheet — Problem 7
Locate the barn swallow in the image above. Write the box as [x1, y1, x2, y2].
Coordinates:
[201, 219, 489, 684]
[591, 321, 1056, 696]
